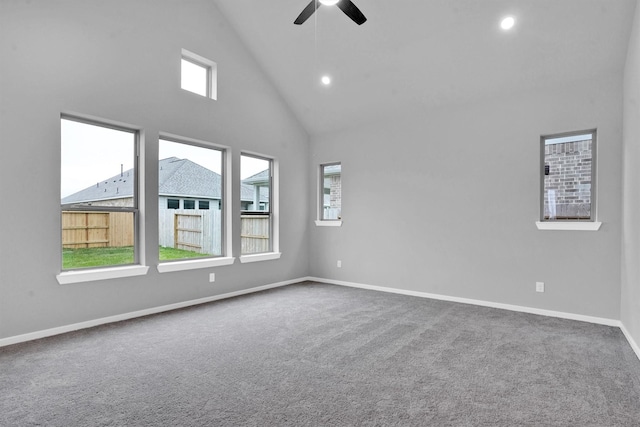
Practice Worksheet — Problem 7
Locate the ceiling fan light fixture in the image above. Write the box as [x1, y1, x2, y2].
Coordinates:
[294, 0, 366, 25]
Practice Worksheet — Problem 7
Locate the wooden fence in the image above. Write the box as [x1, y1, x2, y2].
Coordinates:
[174, 213, 203, 252]
[62, 211, 134, 249]
[159, 209, 222, 256]
[241, 214, 270, 254]
[63, 210, 268, 255]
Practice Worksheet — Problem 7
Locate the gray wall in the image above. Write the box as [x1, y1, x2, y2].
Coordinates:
[622, 2, 640, 348]
[0, 0, 635, 342]
[309, 74, 623, 320]
[0, 0, 309, 339]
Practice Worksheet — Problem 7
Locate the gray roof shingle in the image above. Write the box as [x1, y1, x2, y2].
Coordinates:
[158, 157, 222, 198]
[62, 157, 267, 204]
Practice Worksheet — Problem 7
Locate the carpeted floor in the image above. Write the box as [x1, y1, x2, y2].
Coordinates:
[2, 281, 640, 426]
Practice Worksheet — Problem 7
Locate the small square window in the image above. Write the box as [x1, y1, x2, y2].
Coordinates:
[198, 200, 209, 210]
[181, 59, 207, 97]
[181, 49, 217, 100]
[167, 199, 179, 209]
[183, 199, 195, 210]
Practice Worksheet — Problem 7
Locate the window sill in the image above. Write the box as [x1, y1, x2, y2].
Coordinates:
[535, 221, 602, 231]
[157, 256, 235, 273]
[315, 220, 342, 227]
[239, 252, 281, 263]
[57, 265, 149, 285]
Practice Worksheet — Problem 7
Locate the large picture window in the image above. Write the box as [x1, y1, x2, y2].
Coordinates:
[241, 154, 272, 255]
[541, 130, 596, 221]
[158, 138, 224, 261]
[60, 117, 138, 270]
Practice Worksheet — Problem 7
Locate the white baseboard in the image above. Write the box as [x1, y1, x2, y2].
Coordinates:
[307, 277, 640, 362]
[307, 277, 621, 327]
[4, 276, 639, 364]
[620, 323, 640, 362]
[0, 277, 307, 348]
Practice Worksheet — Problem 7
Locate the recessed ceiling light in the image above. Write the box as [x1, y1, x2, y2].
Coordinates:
[321, 75, 331, 85]
[320, 0, 340, 5]
[501, 16, 515, 30]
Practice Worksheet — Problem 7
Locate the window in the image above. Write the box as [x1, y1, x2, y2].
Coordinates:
[181, 49, 217, 100]
[541, 130, 596, 221]
[159, 138, 223, 261]
[320, 163, 342, 220]
[241, 154, 272, 255]
[60, 117, 138, 270]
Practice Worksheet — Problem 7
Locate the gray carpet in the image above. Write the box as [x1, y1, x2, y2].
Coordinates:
[2, 282, 640, 426]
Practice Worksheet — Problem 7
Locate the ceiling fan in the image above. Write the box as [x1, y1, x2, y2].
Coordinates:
[294, 0, 367, 25]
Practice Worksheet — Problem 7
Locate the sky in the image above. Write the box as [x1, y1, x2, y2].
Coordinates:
[61, 119, 134, 198]
[61, 119, 269, 199]
[181, 59, 208, 97]
[159, 139, 222, 174]
[160, 141, 269, 180]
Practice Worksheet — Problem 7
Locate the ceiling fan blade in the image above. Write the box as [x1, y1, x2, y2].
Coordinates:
[336, 0, 367, 25]
[294, 0, 320, 25]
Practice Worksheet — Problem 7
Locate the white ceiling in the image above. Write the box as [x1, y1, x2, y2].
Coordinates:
[213, 0, 637, 136]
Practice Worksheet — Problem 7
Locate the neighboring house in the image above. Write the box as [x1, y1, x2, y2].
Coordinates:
[322, 164, 341, 213]
[158, 157, 222, 211]
[61, 157, 267, 209]
[62, 157, 270, 255]
[241, 169, 270, 211]
[543, 136, 593, 220]
[61, 167, 136, 207]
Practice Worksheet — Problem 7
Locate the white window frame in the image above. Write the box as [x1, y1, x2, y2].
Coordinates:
[181, 49, 217, 100]
[57, 114, 149, 284]
[316, 162, 343, 227]
[536, 129, 601, 231]
[240, 152, 280, 263]
[157, 133, 234, 273]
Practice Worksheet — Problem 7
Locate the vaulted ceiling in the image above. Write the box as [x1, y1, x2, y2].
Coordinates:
[213, 0, 637, 136]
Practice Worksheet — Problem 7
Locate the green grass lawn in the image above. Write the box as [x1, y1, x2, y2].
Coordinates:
[159, 246, 211, 261]
[63, 246, 211, 269]
[63, 246, 134, 269]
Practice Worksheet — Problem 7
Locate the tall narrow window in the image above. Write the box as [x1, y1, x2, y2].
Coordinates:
[158, 138, 223, 261]
[181, 49, 217, 100]
[541, 130, 596, 221]
[320, 163, 342, 220]
[61, 117, 138, 270]
[241, 154, 272, 255]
